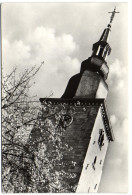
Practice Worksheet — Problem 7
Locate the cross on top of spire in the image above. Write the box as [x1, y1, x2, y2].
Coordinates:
[108, 6, 120, 25]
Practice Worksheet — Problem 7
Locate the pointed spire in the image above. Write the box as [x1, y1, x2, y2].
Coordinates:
[79, 8, 119, 81]
[91, 7, 119, 61]
[99, 7, 120, 43]
[99, 27, 111, 42]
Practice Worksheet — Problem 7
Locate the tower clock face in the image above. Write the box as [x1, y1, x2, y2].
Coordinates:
[58, 114, 73, 128]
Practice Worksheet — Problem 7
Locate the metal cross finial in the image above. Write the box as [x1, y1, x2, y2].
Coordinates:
[108, 6, 120, 24]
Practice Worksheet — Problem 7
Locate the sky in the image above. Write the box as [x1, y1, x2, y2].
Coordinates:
[1, 2, 128, 193]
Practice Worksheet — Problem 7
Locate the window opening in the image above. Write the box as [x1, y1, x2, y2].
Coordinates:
[85, 164, 89, 170]
[92, 156, 97, 170]
[94, 184, 97, 189]
[98, 46, 104, 57]
[93, 141, 96, 145]
[100, 160, 102, 165]
[98, 129, 104, 150]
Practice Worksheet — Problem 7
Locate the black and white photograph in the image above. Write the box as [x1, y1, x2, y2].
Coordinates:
[1, 2, 128, 193]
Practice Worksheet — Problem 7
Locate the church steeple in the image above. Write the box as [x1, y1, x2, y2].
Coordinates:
[91, 7, 119, 62]
[91, 25, 111, 62]
[80, 7, 120, 81]
[61, 8, 119, 99]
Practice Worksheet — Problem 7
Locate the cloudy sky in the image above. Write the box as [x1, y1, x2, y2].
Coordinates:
[2, 2, 128, 193]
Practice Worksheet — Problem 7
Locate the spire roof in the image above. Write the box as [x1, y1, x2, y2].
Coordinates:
[99, 7, 120, 43]
[99, 27, 111, 42]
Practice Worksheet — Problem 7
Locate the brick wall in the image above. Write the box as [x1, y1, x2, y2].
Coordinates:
[61, 105, 100, 187]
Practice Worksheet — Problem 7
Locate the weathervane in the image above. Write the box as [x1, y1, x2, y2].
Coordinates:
[108, 6, 120, 25]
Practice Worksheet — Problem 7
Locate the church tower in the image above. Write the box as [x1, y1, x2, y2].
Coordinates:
[39, 8, 118, 193]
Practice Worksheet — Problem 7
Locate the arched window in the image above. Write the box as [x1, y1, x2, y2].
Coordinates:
[96, 45, 105, 58]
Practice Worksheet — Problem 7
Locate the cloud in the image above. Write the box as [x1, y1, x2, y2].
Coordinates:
[106, 58, 128, 121]
[108, 59, 127, 91]
[110, 115, 128, 144]
[109, 59, 127, 78]
[110, 114, 117, 125]
[2, 39, 31, 73]
[114, 118, 128, 144]
[2, 26, 80, 98]
[99, 117, 128, 193]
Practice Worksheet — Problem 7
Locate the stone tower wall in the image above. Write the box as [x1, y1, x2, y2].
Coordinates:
[38, 98, 113, 192]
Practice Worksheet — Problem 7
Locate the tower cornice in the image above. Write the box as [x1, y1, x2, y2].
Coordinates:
[40, 98, 114, 142]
